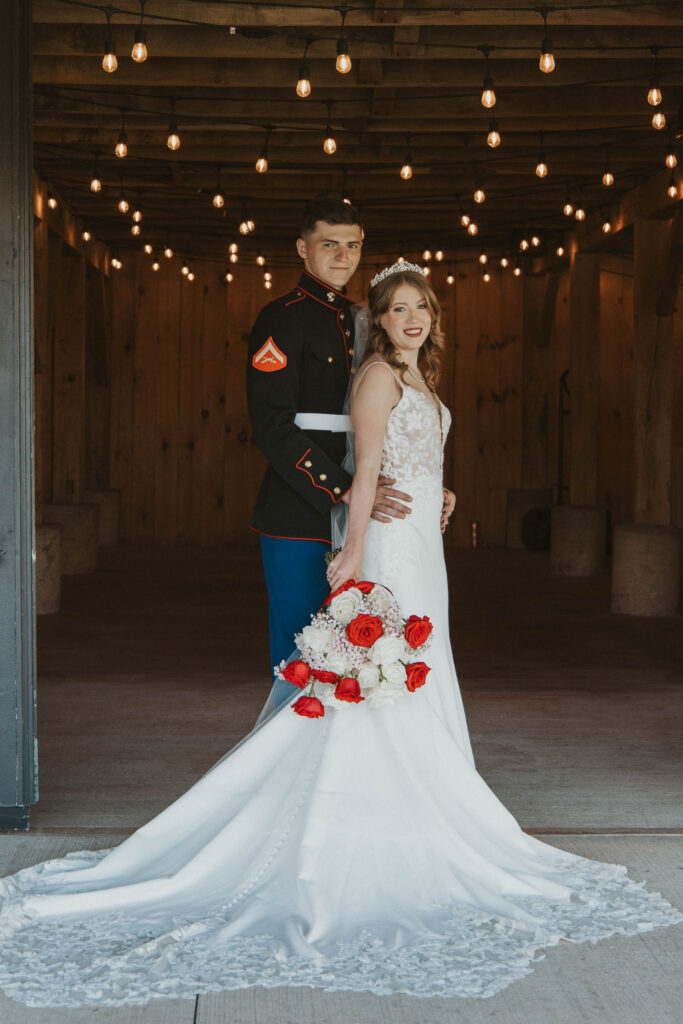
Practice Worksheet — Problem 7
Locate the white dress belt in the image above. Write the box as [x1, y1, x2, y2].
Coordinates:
[294, 413, 352, 432]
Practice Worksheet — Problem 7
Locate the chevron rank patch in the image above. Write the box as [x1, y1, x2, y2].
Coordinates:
[253, 337, 287, 372]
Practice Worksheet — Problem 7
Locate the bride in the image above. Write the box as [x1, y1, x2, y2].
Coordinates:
[0, 264, 680, 1008]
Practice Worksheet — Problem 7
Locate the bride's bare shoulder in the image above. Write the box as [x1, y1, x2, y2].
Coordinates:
[351, 357, 402, 407]
[353, 357, 402, 390]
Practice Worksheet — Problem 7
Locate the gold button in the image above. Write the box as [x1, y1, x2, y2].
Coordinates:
[327, 356, 333, 363]
[340, 312, 345, 321]
[349, 348, 354, 355]
[345, 330, 351, 337]
[296, 290, 303, 297]
[304, 459, 312, 468]
[334, 486, 341, 494]
[319, 473, 327, 481]
[326, 291, 335, 302]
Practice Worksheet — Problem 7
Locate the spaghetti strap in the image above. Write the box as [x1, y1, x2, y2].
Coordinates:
[355, 360, 404, 389]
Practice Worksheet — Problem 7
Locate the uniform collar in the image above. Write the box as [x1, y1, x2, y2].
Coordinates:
[298, 271, 348, 310]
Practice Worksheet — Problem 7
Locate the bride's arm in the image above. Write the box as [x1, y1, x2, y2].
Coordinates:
[326, 368, 399, 590]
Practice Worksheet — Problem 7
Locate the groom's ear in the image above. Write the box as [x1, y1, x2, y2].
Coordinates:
[296, 236, 307, 260]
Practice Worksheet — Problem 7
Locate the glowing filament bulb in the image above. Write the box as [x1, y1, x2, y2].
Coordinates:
[513, 266, 521, 277]
[602, 220, 611, 233]
[323, 132, 337, 155]
[652, 111, 666, 130]
[483, 272, 491, 282]
[536, 159, 548, 178]
[144, 243, 152, 254]
[164, 246, 173, 258]
[82, 230, 91, 242]
[239, 221, 249, 235]
[131, 224, 141, 236]
[575, 207, 586, 221]
[520, 239, 529, 251]
[181, 264, 189, 275]
[47, 194, 57, 209]
[666, 150, 678, 169]
[264, 271, 272, 281]
[531, 235, 540, 247]
[118, 194, 129, 213]
[539, 38, 555, 74]
[648, 78, 662, 106]
[556, 246, 565, 256]
[167, 124, 181, 151]
[131, 28, 147, 63]
[435, 250, 444, 261]
[603, 169, 614, 187]
[467, 222, 478, 236]
[668, 175, 678, 199]
[255, 152, 268, 174]
[225, 272, 234, 282]
[481, 76, 496, 109]
[228, 242, 238, 254]
[487, 119, 501, 148]
[500, 256, 509, 268]
[423, 266, 431, 275]
[296, 67, 311, 98]
[115, 131, 128, 158]
[102, 42, 117, 73]
[460, 212, 470, 227]
[229, 252, 238, 263]
[563, 200, 574, 216]
[132, 209, 142, 223]
[422, 249, 432, 261]
[256, 253, 265, 266]
[264, 279, 273, 289]
[90, 176, 102, 193]
[247, 219, 255, 232]
[336, 38, 352, 74]
[400, 158, 413, 180]
[187, 272, 195, 281]
[152, 261, 160, 271]
[213, 191, 224, 208]
[479, 252, 487, 265]
[474, 187, 485, 204]
[446, 274, 454, 285]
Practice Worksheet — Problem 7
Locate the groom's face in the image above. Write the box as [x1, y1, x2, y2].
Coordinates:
[296, 221, 363, 291]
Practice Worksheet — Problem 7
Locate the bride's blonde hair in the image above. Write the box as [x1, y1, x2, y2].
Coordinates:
[367, 271, 445, 389]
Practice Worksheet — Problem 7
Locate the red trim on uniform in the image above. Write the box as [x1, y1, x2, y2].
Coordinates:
[284, 295, 305, 307]
[251, 525, 331, 545]
[297, 284, 339, 310]
[295, 447, 345, 502]
[301, 270, 346, 299]
[336, 307, 350, 375]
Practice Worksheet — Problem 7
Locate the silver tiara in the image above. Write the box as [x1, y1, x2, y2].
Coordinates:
[370, 261, 427, 288]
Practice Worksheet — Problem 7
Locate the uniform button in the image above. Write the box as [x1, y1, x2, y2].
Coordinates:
[319, 473, 327, 481]
[326, 291, 335, 302]
[327, 356, 334, 363]
[345, 330, 351, 337]
[304, 460, 312, 468]
[296, 290, 303, 297]
[340, 312, 345, 321]
[349, 348, 354, 355]
[334, 486, 341, 494]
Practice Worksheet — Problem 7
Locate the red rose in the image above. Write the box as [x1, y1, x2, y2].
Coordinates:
[311, 668, 340, 685]
[334, 677, 364, 703]
[346, 613, 384, 648]
[404, 615, 433, 649]
[355, 581, 375, 594]
[292, 695, 325, 718]
[280, 660, 310, 688]
[405, 662, 431, 691]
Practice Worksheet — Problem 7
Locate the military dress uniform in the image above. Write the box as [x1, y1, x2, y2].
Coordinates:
[246, 270, 356, 700]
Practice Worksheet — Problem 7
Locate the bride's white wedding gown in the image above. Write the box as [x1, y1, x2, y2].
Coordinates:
[0, 363, 680, 1007]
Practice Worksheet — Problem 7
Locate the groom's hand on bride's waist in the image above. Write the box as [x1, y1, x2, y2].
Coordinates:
[370, 476, 412, 523]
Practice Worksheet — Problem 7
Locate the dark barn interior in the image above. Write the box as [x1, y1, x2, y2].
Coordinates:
[0, 2, 682, 1021]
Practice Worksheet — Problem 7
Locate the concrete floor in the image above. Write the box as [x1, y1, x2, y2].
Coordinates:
[1, 545, 681, 1022]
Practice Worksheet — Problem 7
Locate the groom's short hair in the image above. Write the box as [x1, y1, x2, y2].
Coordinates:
[300, 198, 362, 236]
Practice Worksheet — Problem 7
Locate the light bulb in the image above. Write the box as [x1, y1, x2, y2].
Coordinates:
[602, 220, 612, 233]
[397, 256, 405, 262]
[531, 235, 540, 247]
[423, 266, 431, 276]
[460, 212, 470, 227]
[500, 256, 509, 268]
[228, 242, 238, 254]
[144, 243, 152, 254]
[82, 230, 91, 242]
[47, 194, 57, 209]
[256, 253, 265, 266]
[132, 209, 142, 223]
[115, 132, 128, 158]
[239, 221, 249, 235]
[166, 125, 181, 151]
[575, 207, 586, 221]
[187, 272, 195, 281]
[336, 38, 352, 74]
[513, 266, 521, 277]
[90, 176, 102, 193]
[131, 223, 141, 236]
[400, 160, 413, 180]
[112, 258, 122, 269]
[603, 169, 614, 186]
[648, 78, 662, 106]
[652, 111, 666, 130]
[668, 175, 678, 199]
[181, 264, 189, 275]
[212, 191, 224, 208]
[164, 246, 173, 258]
[481, 76, 495, 108]
[102, 43, 117, 73]
[255, 152, 268, 174]
[225, 272, 234, 282]
[556, 245, 565, 256]
[152, 261, 160, 271]
[479, 252, 487, 264]
[264, 271, 272, 281]
[131, 28, 147, 63]
[296, 66, 311, 98]
[520, 239, 529, 251]
[483, 272, 491, 282]
[323, 133, 337, 155]
[247, 219, 255, 233]
[446, 274, 454, 285]
[118, 194, 129, 213]
[264, 279, 272, 289]
[474, 187, 485, 204]
[487, 119, 501, 148]
[229, 252, 238, 263]
[342, 195, 352, 205]
[563, 199, 573, 216]
[435, 250, 444, 261]
[536, 160, 548, 178]
[422, 249, 432, 261]
[467, 222, 478, 236]
[539, 39, 555, 73]
[666, 150, 678, 169]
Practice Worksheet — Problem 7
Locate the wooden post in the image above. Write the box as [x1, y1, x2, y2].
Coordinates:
[568, 252, 601, 506]
[521, 272, 558, 490]
[0, 1, 36, 829]
[52, 246, 86, 503]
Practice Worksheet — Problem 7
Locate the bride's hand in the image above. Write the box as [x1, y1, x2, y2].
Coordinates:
[326, 545, 363, 592]
[440, 488, 456, 534]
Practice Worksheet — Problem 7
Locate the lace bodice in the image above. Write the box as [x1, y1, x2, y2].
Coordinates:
[356, 362, 451, 484]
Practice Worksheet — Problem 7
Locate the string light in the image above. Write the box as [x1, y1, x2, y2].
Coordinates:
[575, 205, 586, 221]
[446, 274, 455, 285]
[479, 45, 496, 108]
[144, 243, 152, 254]
[538, 7, 555, 73]
[601, 218, 612, 233]
[115, 110, 128, 158]
[563, 189, 574, 216]
[212, 166, 224, 208]
[111, 257, 122, 269]
[229, 252, 238, 263]
[520, 238, 529, 251]
[435, 250, 444, 261]
[474, 187, 485, 204]
[467, 222, 478, 236]
[668, 173, 678, 199]
[131, 223, 141, 236]
[264, 279, 273, 289]
[181, 263, 189, 275]
[483, 272, 491, 283]
[166, 121, 181, 151]
[556, 245, 565, 256]
[47, 192, 57, 209]
[665, 133, 677, 168]
[479, 252, 487, 264]
[535, 132, 548, 178]
[423, 266, 431, 276]
[335, 9, 352, 74]
[255, 126, 271, 174]
[117, 189, 129, 213]
[164, 246, 173, 258]
[400, 135, 413, 180]
[323, 101, 337, 155]
[256, 253, 266, 266]
[652, 111, 666, 130]
[131, 0, 148, 62]
[500, 256, 509, 268]
[531, 235, 540, 247]
[225, 272, 234, 282]
[187, 271, 195, 282]
[152, 261, 160, 271]
[132, 207, 142, 223]
[647, 46, 661, 106]
[422, 249, 432, 261]
[513, 266, 522, 277]
[460, 212, 470, 227]
[487, 118, 501, 148]
[82, 230, 91, 242]
[228, 242, 238, 254]
[90, 161, 102, 192]
[102, 8, 117, 72]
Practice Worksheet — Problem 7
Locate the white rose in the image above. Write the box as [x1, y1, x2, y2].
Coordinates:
[329, 588, 363, 625]
[301, 625, 334, 653]
[324, 651, 349, 676]
[357, 661, 381, 691]
[382, 661, 407, 689]
[369, 586, 396, 614]
[369, 634, 404, 667]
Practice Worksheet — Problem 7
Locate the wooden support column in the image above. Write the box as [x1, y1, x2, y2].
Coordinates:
[521, 272, 558, 489]
[52, 246, 86, 503]
[0, 1, 36, 829]
[568, 253, 601, 506]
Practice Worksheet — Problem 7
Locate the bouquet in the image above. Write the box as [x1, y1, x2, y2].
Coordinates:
[275, 580, 433, 719]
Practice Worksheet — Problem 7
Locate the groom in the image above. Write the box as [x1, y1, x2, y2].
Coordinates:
[246, 199, 411, 700]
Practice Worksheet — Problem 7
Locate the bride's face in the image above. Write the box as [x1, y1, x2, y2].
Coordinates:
[379, 283, 432, 357]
